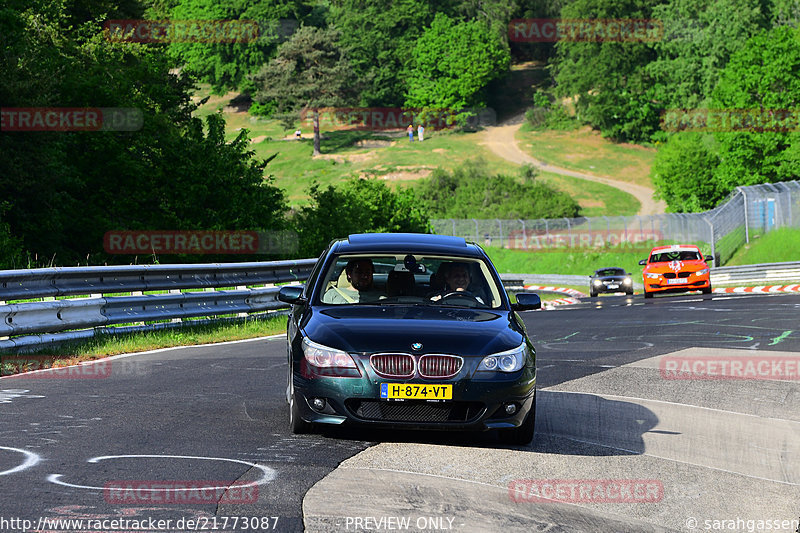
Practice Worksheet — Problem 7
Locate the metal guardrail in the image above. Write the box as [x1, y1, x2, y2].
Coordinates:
[710, 261, 800, 285]
[0, 260, 316, 301]
[0, 260, 316, 351]
[1, 260, 798, 352]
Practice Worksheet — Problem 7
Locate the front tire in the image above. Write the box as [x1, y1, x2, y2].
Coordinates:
[644, 290, 653, 299]
[701, 285, 712, 295]
[498, 392, 536, 445]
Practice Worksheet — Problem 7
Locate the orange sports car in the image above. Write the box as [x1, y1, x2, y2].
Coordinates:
[639, 245, 712, 298]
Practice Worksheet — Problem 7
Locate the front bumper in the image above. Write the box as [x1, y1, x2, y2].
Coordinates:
[292, 363, 536, 431]
[644, 274, 710, 293]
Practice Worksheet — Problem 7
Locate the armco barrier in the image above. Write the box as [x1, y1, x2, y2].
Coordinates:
[0, 260, 315, 351]
[709, 261, 800, 285]
[1, 260, 798, 352]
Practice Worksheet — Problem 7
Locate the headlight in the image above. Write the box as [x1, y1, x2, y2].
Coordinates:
[623, 278, 632, 285]
[302, 338, 357, 369]
[646, 273, 660, 279]
[593, 280, 602, 286]
[695, 268, 709, 275]
[477, 343, 529, 373]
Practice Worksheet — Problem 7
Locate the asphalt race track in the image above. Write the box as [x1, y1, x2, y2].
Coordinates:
[1, 291, 799, 533]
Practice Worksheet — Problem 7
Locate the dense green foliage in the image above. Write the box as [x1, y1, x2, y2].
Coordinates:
[0, 0, 287, 266]
[651, 25, 800, 211]
[651, 134, 723, 212]
[552, 0, 662, 143]
[711, 26, 800, 190]
[292, 178, 431, 257]
[415, 160, 581, 219]
[6, 0, 800, 267]
[405, 13, 510, 111]
[166, 0, 307, 94]
[328, 0, 436, 107]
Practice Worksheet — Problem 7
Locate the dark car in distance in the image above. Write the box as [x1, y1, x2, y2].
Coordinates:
[277, 233, 542, 445]
[589, 267, 634, 297]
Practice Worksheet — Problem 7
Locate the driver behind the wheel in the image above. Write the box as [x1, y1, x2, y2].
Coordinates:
[430, 262, 484, 303]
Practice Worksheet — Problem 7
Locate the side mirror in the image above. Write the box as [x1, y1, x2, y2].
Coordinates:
[638, 259, 647, 266]
[278, 285, 305, 304]
[705, 255, 714, 262]
[512, 292, 541, 311]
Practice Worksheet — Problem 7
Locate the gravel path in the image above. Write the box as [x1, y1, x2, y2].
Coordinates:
[479, 114, 667, 216]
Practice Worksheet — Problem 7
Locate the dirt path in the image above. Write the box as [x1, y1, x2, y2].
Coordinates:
[479, 114, 666, 215]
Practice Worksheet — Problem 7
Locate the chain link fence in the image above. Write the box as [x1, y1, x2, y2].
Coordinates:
[432, 180, 800, 266]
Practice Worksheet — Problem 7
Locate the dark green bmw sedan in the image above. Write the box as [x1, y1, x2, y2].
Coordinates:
[277, 233, 542, 444]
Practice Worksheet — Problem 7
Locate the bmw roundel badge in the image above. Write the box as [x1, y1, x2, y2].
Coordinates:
[411, 342, 423, 351]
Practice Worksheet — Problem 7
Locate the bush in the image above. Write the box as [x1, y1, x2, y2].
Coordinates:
[292, 178, 432, 257]
[415, 159, 581, 219]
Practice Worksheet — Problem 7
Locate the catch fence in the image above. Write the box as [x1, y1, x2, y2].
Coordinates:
[432, 181, 800, 265]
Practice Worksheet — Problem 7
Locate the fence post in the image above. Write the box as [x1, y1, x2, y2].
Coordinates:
[519, 219, 526, 249]
[473, 219, 479, 243]
[498, 219, 503, 248]
[704, 215, 716, 266]
[738, 187, 749, 244]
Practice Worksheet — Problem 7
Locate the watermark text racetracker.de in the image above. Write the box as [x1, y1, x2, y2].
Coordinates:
[301, 107, 496, 130]
[509, 18, 663, 42]
[104, 19, 258, 43]
[508, 479, 664, 503]
[104, 230, 298, 255]
[661, 108, 800, 133]
[660, 355, 800, 380]
[1, 355, 147, 379]
[1, 107, 143, 132]
[104, 480, 258, 504]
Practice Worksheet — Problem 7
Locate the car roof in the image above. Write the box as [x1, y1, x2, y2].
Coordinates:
[331, 233, 481, 256]
[650, 244, 701, 253]
[595, 267, 626, 273]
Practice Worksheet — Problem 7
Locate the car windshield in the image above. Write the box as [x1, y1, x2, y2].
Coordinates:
[316, 253, 504, 309]
[650, 250, 702, 262]
[596, 268, 625, 276]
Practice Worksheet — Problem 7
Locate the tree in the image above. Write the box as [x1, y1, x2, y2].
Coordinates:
[292, 178, 431, 257]
[250, 26, 354, 155]
[651, 134, 723, 212]
[405, 13, 510, 111]
[647, 0, 768, 113]
[551, 0, 661, 142]
[329, 0, 435, 106]
[0, 2, 288, 265]
[711, 26, 800, 191]
[167, 0, 307, 94]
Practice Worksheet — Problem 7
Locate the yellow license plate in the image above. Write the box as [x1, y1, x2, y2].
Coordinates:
[380, 383, 452, 400]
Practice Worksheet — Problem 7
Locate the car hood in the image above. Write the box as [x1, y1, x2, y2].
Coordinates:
[644, 260, 708, 273]
[302, 305, 525, 356]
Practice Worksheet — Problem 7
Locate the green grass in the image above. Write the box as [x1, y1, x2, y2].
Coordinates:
[251, 128, 520, 207]
[516, 126, 656, 187]
[536, 170, 640, 217]
[190, 87, 643, 213]
[725, 228, 800, 266]
[485, 245, 649, 277]
[0, 316, 286, 376]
